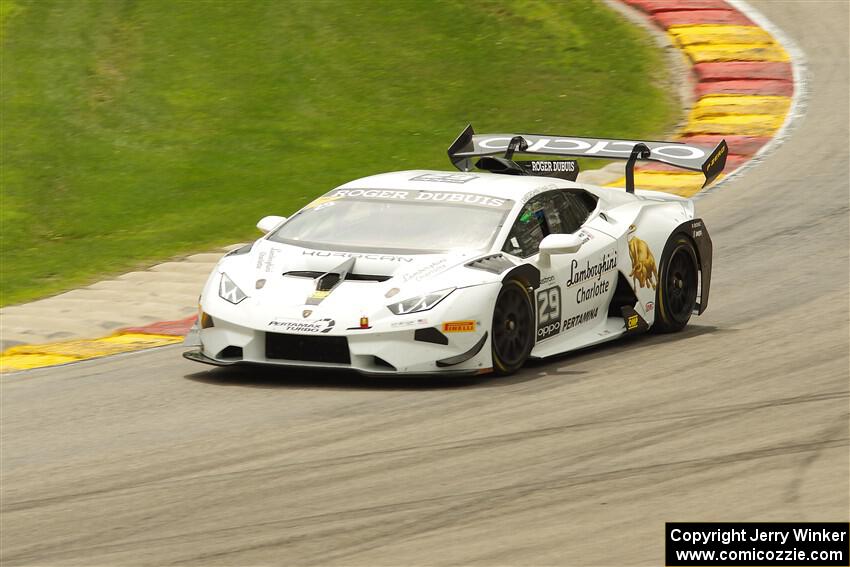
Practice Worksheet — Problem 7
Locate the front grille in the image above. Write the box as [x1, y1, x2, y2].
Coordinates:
[265, 333, 350, 364]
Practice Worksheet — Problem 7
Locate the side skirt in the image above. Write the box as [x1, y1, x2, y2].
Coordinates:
[529, 317, 627, 359]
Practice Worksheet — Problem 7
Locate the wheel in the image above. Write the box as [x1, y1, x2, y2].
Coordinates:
[653, 236, 699, 333]
[491, 280, 535, 375]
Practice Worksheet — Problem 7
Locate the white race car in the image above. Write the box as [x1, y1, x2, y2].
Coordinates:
[184, 126, 726, 376]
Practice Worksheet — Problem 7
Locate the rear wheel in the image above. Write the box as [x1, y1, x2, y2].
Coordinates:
[491, 280, 535, 375]
[653, 237, 699, 333]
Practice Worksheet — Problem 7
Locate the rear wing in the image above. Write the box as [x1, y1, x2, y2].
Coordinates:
[447, 124, 728, 192]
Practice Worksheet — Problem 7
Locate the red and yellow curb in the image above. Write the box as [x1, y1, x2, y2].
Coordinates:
[693, 61, 791, 81]
[0, 315, 197, 372]
[120, 315, 198, 337]
[609, 0, 795, 195]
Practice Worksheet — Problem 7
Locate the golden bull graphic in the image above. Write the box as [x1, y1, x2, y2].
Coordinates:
[628, 231, 658, 290]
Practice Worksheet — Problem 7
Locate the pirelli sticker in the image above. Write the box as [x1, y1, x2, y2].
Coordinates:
[442, 320, 476, 333]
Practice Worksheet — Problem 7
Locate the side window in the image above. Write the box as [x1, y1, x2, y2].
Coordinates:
[554, 190, 597, 233]
[502, 195, 550, 258]
[545, 192, 571, 234]
[502, 189, 599, 258]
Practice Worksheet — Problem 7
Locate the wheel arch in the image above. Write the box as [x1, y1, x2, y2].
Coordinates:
[665, 218, 712, 315]
[501, 263, 540, 290]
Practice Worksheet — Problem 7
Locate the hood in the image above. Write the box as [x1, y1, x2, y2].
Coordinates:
[215, 239, 502, 319]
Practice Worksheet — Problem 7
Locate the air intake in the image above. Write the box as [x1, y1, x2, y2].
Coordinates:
[218, 346, 243, 360]
[283, 271, 391, 282]
[414, 327, 449, 345]
[372, 356, 397, 371]
[265, 333, 350, 364]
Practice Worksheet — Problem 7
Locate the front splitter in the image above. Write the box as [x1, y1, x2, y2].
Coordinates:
[182, 349, 489, 378]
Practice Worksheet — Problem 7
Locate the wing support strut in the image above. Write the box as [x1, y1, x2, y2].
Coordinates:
[625, 143, 651, 194]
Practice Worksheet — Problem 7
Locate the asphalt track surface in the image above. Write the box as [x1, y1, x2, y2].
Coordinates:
[2, 2, 848, 565]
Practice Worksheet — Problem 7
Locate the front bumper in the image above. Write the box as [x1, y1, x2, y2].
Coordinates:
[185, 314, 493, 376]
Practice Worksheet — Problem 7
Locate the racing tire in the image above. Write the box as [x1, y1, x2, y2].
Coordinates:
[491, 279, 535, 375]
[653, 236, 699, 333]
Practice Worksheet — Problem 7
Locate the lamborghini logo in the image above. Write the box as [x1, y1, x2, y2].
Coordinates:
[302, 309, 312, 318]
[628, 235, 658, 290]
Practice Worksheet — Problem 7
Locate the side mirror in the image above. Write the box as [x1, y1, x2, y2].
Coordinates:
[540, 233, 584, 254]
[538, 233, 584, 267]
[256, 215, 286, 234]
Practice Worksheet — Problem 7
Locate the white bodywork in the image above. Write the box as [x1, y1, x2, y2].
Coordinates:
[186, 169, 701, 376]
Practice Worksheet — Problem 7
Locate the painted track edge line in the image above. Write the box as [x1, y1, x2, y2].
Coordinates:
[694, 0, 809, 199]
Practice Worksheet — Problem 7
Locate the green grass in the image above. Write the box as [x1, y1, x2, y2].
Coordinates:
[0, 0, 678, 306]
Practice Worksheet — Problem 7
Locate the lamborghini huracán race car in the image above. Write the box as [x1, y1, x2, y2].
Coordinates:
[184, 125, 726, 376]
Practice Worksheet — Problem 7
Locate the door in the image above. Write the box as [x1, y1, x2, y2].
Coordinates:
[502, 189, 618, 346]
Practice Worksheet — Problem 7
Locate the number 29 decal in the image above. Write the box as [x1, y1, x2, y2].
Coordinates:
[536, 286, 561, 341]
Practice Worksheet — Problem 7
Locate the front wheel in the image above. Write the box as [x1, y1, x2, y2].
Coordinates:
[491, 280, 535, 375]
[653, 236, 699, 333]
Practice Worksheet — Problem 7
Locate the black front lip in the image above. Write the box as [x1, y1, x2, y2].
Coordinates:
[182, 349, 485, 377]
[182, 350, 238, 366]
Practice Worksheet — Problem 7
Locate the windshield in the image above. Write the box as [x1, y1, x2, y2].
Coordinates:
[269, 191, 512, 254]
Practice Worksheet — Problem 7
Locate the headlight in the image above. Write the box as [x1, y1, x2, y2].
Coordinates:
[219, 273, 247, 304]
[387, 288, 454, 315]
